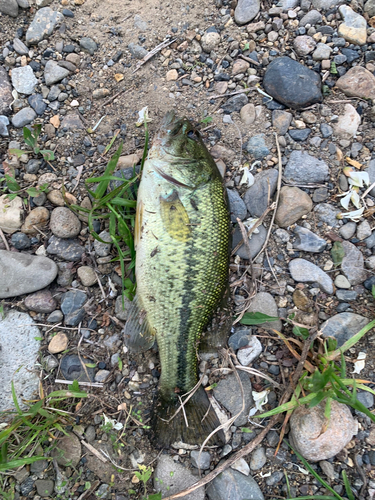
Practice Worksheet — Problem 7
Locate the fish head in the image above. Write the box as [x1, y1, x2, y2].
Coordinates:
[149, 111, 219, 189]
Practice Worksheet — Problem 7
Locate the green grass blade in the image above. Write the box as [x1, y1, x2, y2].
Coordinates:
[252, 392, 317, 418]
[342, 470, 354, 500]
[326, 318, 375, 360]
[93, 142, 123, 199]
[0, 456, 47, 472]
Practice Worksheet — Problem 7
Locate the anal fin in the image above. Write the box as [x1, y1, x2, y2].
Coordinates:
[123, 294, 155, 352]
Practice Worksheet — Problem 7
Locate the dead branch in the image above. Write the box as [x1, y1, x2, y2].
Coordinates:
[132, 38, 176, 73]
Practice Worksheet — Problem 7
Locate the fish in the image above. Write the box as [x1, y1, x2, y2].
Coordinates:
[124, 111, 231, 448]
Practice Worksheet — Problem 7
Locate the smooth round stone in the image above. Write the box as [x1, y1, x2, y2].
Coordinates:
[11, 232, 31, 250]
[94, 230, 112, 257]
[47, 189, 65, 206]
[336, 290, 358, 301]
[289, 258, 333, 294]
[60, 354, 95, 381]
[47, 310, 64, 323]
[190, 450, 211, 470]
[11, 107, 36, 128]
[25, 290, 57, 313]
[21, 207, 50, 235]
[50, 207, 81, 238]
[95, 369, 110, 382]
[234, 0, 260, 25]
[334, 275, 351, 289]
[11, 65, 38, 95]
[250, 447, 267, 470]
[228, 330, 252, 350]
[339, 222, 357, 240]
[237, 336, 263, 366]
[227, 188, 247, 222]
[48, 332, 68, 354]
[77, 266, 97, 287]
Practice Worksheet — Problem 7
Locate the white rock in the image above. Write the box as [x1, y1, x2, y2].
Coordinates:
[334, 104, 361, 139]
[0, 194, 23, 234]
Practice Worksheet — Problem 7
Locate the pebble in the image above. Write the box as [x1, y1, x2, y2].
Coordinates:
[28, 93, 47, 115]
[336, 66, 375, 100]
[201, 32, 221, 53]
[284, 151, 329, 184]
[207, 469, 264, 500]
[44, 60, 70, 86]
[232, 224, 267, 259]
[35, 479, 54, 497]
[80, 36, 98, 55]
[338, 5, 367, 46]
[246, 292, 282, 331]
[290, 400, 358, 461]
[95, 370, 110, 383]
[0, 194, 23, 234]
[314, 203, 341, 227]
[47, 235, 85, 261]
[334, 275, 351, 289]
[0, 115, 9, 136]
[334, 104, 361, 140]
[21, 206, 50, 235]
[94, 230, 112, 257]
[237, 336, 263, 365]
[154, 455, 205, 500]
[227, 189, 247, 222]
[263, 56, 323, 109]
[300, 9, 322, 26]
[51, 433, 81, 467]
[272, 110, 292, 135]
[341, 241, 367, 285]
[48, 332, 69, 354]
[250, 447, 267, 470]
[47, 310, 63, 323]
[357, 220, 372, 241]
[128, 43, 147, 59]
[294, 36, 317, 56]
[25, 290, 57, 313]
[11, 65, 38, 95]
[61, 290, 87, 326]
[11, 107, 36, 128]
[275, 186, 313, 228]
[26, 7, 63, 45]
[0, 0, 19, 17]
[222, 93, 248, 114]
[60, 354, 95, 382]
[0, 66, 13, 115]
[312, 43, 332, 61]
[244, 168, 278, 217]
[321, 312, 369, 346]
[190, 450, 211, 470]
[0, 250, 57, 298]
[293, 225, 327, 253]
[289, 258, 334, 294]
[77, 266, 97, 286]
[50, 207, 81, 239]
[11, 232, 31, 249]
[246, 134, 270, 160]
[213, 371, 253, 426]
[240, 103, 256, 125]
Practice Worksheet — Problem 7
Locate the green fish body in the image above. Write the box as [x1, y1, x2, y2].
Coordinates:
[124, 111, 231, 447]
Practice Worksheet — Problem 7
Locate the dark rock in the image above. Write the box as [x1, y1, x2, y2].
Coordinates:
[20, 477, 35, 496]
[284, 150, 329, 184]
[228, 329, 252, 350]
[61, 290, 87, 326]
[80, 37, 98, 55]
[243, 168, 278, 217]
[62, 8, 74, 17]
[246, 134, 270, 159]
[293, 225, 327, 253]
[213, 371, 253, 426]
[11, 232, 31, 250]
[35, 479, 54, 497]
[28, 94, 47, 115]
[61, 354, 95, 381]
[341, 48, 360, 63]
[207, 469, 264, 500]
[46, 235, 85, 261]
[221, 93, 248, 113]
[227, 189, 247, 222]
[289, 128, 311, 141]
[336, 290, 358, 301]
[263, 56, 323, 109]
[321, 313, 369, 347]
[232, 224, 267, 259]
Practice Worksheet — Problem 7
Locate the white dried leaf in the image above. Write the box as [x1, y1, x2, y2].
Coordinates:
[103, 413, 123, 431]
[248, 390, 269, 417]
[339, 191, 351, 210]
[136, 106, 151, 127]
[337, 207, 365, 222]
[348, 171, 369, 188]
[240, 167, 255, 187]
[352, 351, 366, 374]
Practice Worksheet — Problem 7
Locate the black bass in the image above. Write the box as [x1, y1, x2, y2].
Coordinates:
[124, 111, 231, 447]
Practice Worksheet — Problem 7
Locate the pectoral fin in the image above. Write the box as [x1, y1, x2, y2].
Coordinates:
[160, 191, 191, 242]
[123, 294, 156, 352]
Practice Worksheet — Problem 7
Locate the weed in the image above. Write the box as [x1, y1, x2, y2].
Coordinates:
[134, 464, 161, 500]
[200, 116, 213, 125]
[0, 173, 49, 202]
[9, 124, 55, 162]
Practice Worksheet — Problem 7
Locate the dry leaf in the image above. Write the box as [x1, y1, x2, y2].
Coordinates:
[117, 402, 127, 411]
[345, 157, 362, 169]
[101, 312, 110, 327]
[336, 147, 343, 162]
[75, 401, 83, 412]
[114, 73, 124, 82]
[50, 115, 60, 129]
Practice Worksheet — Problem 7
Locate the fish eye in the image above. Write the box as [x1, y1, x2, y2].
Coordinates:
[187, 129, 199, 141]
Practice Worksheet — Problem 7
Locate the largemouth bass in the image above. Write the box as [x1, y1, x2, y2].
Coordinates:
[124, 111, 231, 447]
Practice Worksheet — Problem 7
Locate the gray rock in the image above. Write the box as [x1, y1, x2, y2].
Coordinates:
[227, 189, 247, 222]
[61, 290, 87, 326]
[243, 169, 278, 217]
[293, 36, 317, 57]
[313, 187, 329, 203]
[0, 250, 57, 298]
[246, 134, 270, 159]
[60, 354, 94, 381]
[0, 66, 12, 116]
[0, 0, 18, 16]
[11, 66, 37, 95]
[213, 371, 253, 426]
[272, 110, 292, 135]
[20, 477, 35, 496]
[46, 235, 85, 261]
[115, 295, 132, 321]
[154, 455, 205, 500]
[234, 0, 260, 25]
[60, 113, 84, 130]
[284, 150, 329, 184]
[191, 450, 211, 470]
[321, 312, 369, 346]
[293, 225, 327, 253]
[0, 311, 40, 413]
[35, 479, 54, 497]
[128, 42, 147, 59]
[25, 290, 57, 313]
[314, 203, 341, 227]
[312, 43, 332, 61]
[47, 310, 64, 322]
[51, 433, 81, 467]
[365, 0, 375, 17]
[26, 7, 63, 45]
[94, 230, 112, 257]
[11, 107, 36, 128]
[245, 292, 282, 331]
[357, 220, 372, 241]
[288, 129, 311, 142]
[338, 5, 367, 46]
[50, 207, 81, 238]
[228, 329, 252, 350]
[300, 9, 322, 26]
[134, 13, 148, 31]
[17, 0, 29, 7]
[0, 115, 9, 136]
[336, 290, 357, 301]
[95, 370, 110, 383]
[320, 123, 333, 137]
[30, 459, 48, 473]
[232, 224, 267, 259]
[289, 258, 334, 294]
[28, 93, 47, 115]
[341, 240, 367, 285]
[334, 275, 351, 289]
[319, 461, 336, 480]
[80, 37, 98, 55]
[44, 60, 70, 86]
[312, 0, 343, 7]
[366, 159, 375, 197]
[222, 93, 248, 114]
[207, 469, 264, 500]
[237, 336, 263, 366]
[266, 471, 284, 486]
[11, 232, 30, 249]
[13, 38, 28, 55]
[339, 222, 357, 240]
[250, 447, 267, 470]
[357, 391, 374, 409]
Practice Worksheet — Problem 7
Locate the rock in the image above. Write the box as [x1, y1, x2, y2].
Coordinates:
[0, 0, 18, 16]
[243, 168, 278, 217]
[128, 42, 147, 59]
[35, 478, 54, 497]
[357, 220, 372, 240]
[95, 370, 110, 383]
[237, 336, 263, 365]
[0, 250, 57, 298]
[289, 258, 334, 294]
[46, 235, 84, 261]
[115, 295, 132, 321]
[275, 187, 313, 227]
[293, 225, 327, 253]
[80, 37, 98, 55]
[207, 468, 264, 500]
[0, 194, 23, 234]
[13, 38, 28, 55]
[227, 189, 247, 222]
[357, 391, 374, 408]
[314, 203, 341, 227]
[36, 0, 52, 5]
[25, 290, 57, 312]
[0, 311, 40, 412]
[61, 353, 95, 381]
[94, 230, 112, 257]
[246, 134, 270, 160]
[341, 240, 367, 285]
[11, 107, 36, 128]
[300, 9, 322, 26]
[61, 290, 87, 326]
[263, 56, 323, 109]
[11, 232, 30, 249]
[334, 275, 351, 289]
[210, 144, 236, 162]
[234, 0, 260, 25]
[190, 450, 211, 470]
[166, 69, 178, 81]
[47, 189, 64, 206]
[228, 330, 252, 350]
[201, 32, 221, 52]
[312, 43, 332, 61]
[240, 103, 256, 124]
[222, 93, 248, 114]
[21, 206, 49, 235]
[272, 110, 292, 135]
[232, 59, 249, 76]
[250, 447, 267, 470]
[336, 66, 375, 100]
[48, 332, 68, 354]
[50, 207, 81, 239]
[26, 7, 63, 45]
[289, 400, 358, 461]
[12, 66, 38, 97]
[334, 104, 360, 140]
[246, 292, 282, 331]
[44, 60, 70, 86]
[232, 224, 267, 259]
[293, 35, 317, 56]
[154, 455, 205, 500]
[338, 5, 367, 45]
[61, 113, 84, 130]
[47, 310, 63, 323]
[77, 266, 97, 287]
[28, 93, 47, 115]
[365, 0, 375, 16]
[51, 433, 81, 467]
[284, 151, 329, 184]
[288, 129, 311, 142]
[366, 159, 375, 197]
[0, 115, 9, 136]
[214, 371, 253, 426]
[321, 312, 369, 346]
[0, 66, 13, 115]
[293, 289, 312, 312]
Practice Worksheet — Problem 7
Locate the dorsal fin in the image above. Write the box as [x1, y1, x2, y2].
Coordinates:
[123, 294, 156, 352]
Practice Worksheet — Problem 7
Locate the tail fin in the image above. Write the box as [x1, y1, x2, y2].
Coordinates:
[150, 386, 225, 449]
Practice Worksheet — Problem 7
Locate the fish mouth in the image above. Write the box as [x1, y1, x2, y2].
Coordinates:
[156, 111, 189, 144]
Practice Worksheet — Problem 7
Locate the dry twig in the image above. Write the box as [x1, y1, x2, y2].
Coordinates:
[132, 38, 176, 73]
